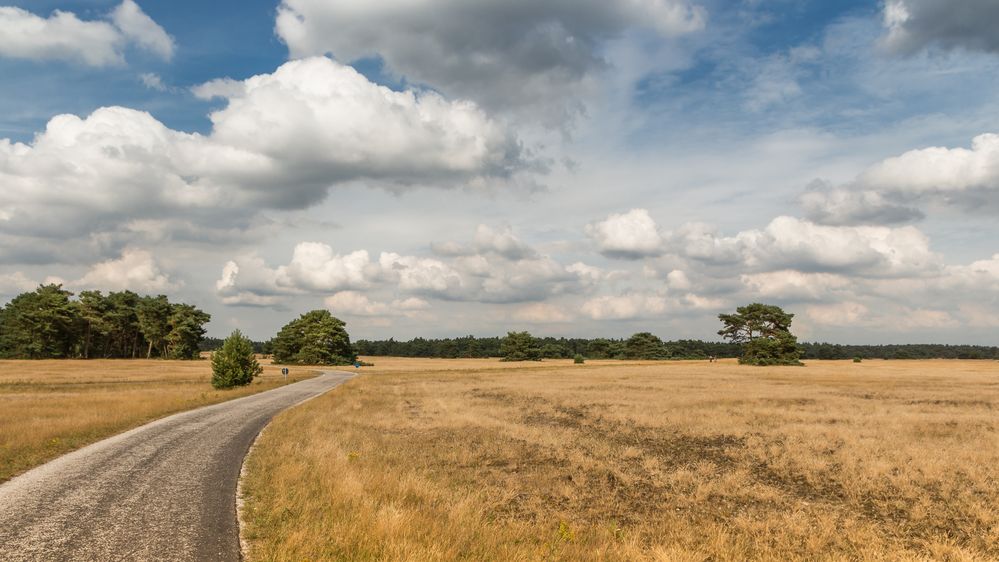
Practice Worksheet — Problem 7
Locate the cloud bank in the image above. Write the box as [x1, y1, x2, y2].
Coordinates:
[0, 57, 532, 265]
[882, 0, 999, 54]
[275, 0, 706, 124]
[802, 133, 999, 225]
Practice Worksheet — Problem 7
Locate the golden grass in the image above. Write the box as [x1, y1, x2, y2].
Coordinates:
[0, 358, 316, 483]
[242, 358, 999, 561]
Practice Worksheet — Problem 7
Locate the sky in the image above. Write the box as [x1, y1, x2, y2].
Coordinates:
[1, 0, 998, 344]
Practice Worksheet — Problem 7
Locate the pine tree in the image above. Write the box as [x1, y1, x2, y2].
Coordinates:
[211, 330, 262, 389]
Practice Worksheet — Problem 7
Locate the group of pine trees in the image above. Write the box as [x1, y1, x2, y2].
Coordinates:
[0, 284, 210, 360]
[210, 309, 355, 389]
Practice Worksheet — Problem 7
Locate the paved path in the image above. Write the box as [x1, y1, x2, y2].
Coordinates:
[0, 371, 353, 561]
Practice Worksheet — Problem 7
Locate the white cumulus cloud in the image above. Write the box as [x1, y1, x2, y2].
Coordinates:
[0, 57, 532, 265]
[325, 291, 430, 318]
[800, 133, 999, 225]
[0, 2, 173, 66]
[73, 248, 179, 293]
[0, 271, 38, 297]
[742, 270, 851, 302]
[512, 303, 573, 323]
[581, 293, 668, 320]
[111, 0, 174, 61]
[277, 245, 375, 293]
[216, 226, 605, 308]
[860, 133, 999, 208]
[587, 208, 664, 259]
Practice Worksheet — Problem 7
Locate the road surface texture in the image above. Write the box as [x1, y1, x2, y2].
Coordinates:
[0, 371, 353, 562]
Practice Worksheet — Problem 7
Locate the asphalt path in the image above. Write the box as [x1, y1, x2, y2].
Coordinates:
[0, 371, 353, 561]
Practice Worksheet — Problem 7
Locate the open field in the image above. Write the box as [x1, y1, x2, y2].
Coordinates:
[0, 358, 316, 483]
[242, 358, 999, 561]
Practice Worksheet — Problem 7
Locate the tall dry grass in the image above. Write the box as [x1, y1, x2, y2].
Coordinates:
[242, 358, 999, 561]
[0, 358, 315, 482]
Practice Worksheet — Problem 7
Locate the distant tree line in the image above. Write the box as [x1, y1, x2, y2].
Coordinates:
[354, 334, 743, 360]
[799, 343, 999, 360]
[352, 334, 999, 361]
[0, 284, 210, 360]
[67, 293, 989, 365]
[200, 337, 272, 355]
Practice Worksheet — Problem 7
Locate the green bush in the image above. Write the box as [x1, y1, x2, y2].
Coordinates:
[211, 330, 263, 389]
[853, 357, 863, 363]
[574, 354, 585, 364]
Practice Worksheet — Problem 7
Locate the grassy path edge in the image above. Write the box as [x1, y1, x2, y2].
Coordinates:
[237, 371, 357, 561]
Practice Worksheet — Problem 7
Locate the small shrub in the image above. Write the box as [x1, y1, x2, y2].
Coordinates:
[574, 355, 585, 364]
[211, 330, 263, 389]
[853, 357, 863, 363]
[556, 521, 574, 543]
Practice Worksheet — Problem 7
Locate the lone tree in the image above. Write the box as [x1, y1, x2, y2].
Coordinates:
[211, 330, 262, 389]
[500, 331, 542, 361]
[718, 303, 803, 366]
[272, 310, 356, 365]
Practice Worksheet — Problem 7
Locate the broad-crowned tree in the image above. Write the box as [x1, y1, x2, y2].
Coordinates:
[718, 303, 802, 366]
[272, 310, 356, 365]
[624, 332, 669, 360]
[500, 331, 541, 361]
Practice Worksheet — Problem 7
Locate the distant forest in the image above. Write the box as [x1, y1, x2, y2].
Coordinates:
[200, 334, 999, 361]
[200, 337, 270, 354]
[351, 336, 999, 361]
[0, 284, 210, 360]
[4, 283, 995, 362]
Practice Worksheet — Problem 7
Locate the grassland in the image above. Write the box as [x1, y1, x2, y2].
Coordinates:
[0, 358, 315, 483]
[241, 358, 998, 561]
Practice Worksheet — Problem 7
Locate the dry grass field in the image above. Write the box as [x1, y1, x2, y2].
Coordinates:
[241, 357, 998, 561]
[0, 358, 316, 483]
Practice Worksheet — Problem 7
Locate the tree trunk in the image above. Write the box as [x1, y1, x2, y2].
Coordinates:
[147, 340, 154, 359]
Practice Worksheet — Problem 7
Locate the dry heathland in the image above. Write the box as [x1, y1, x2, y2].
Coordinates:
[242, 358, 998, 561]
[0, 358, 315, 482]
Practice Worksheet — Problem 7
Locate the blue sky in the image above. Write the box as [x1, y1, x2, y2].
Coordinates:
[1, 0, 998, 344]
[0, 0, 287, 138]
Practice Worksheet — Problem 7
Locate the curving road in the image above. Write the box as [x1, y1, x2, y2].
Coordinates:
[0, 371, 353, 562]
